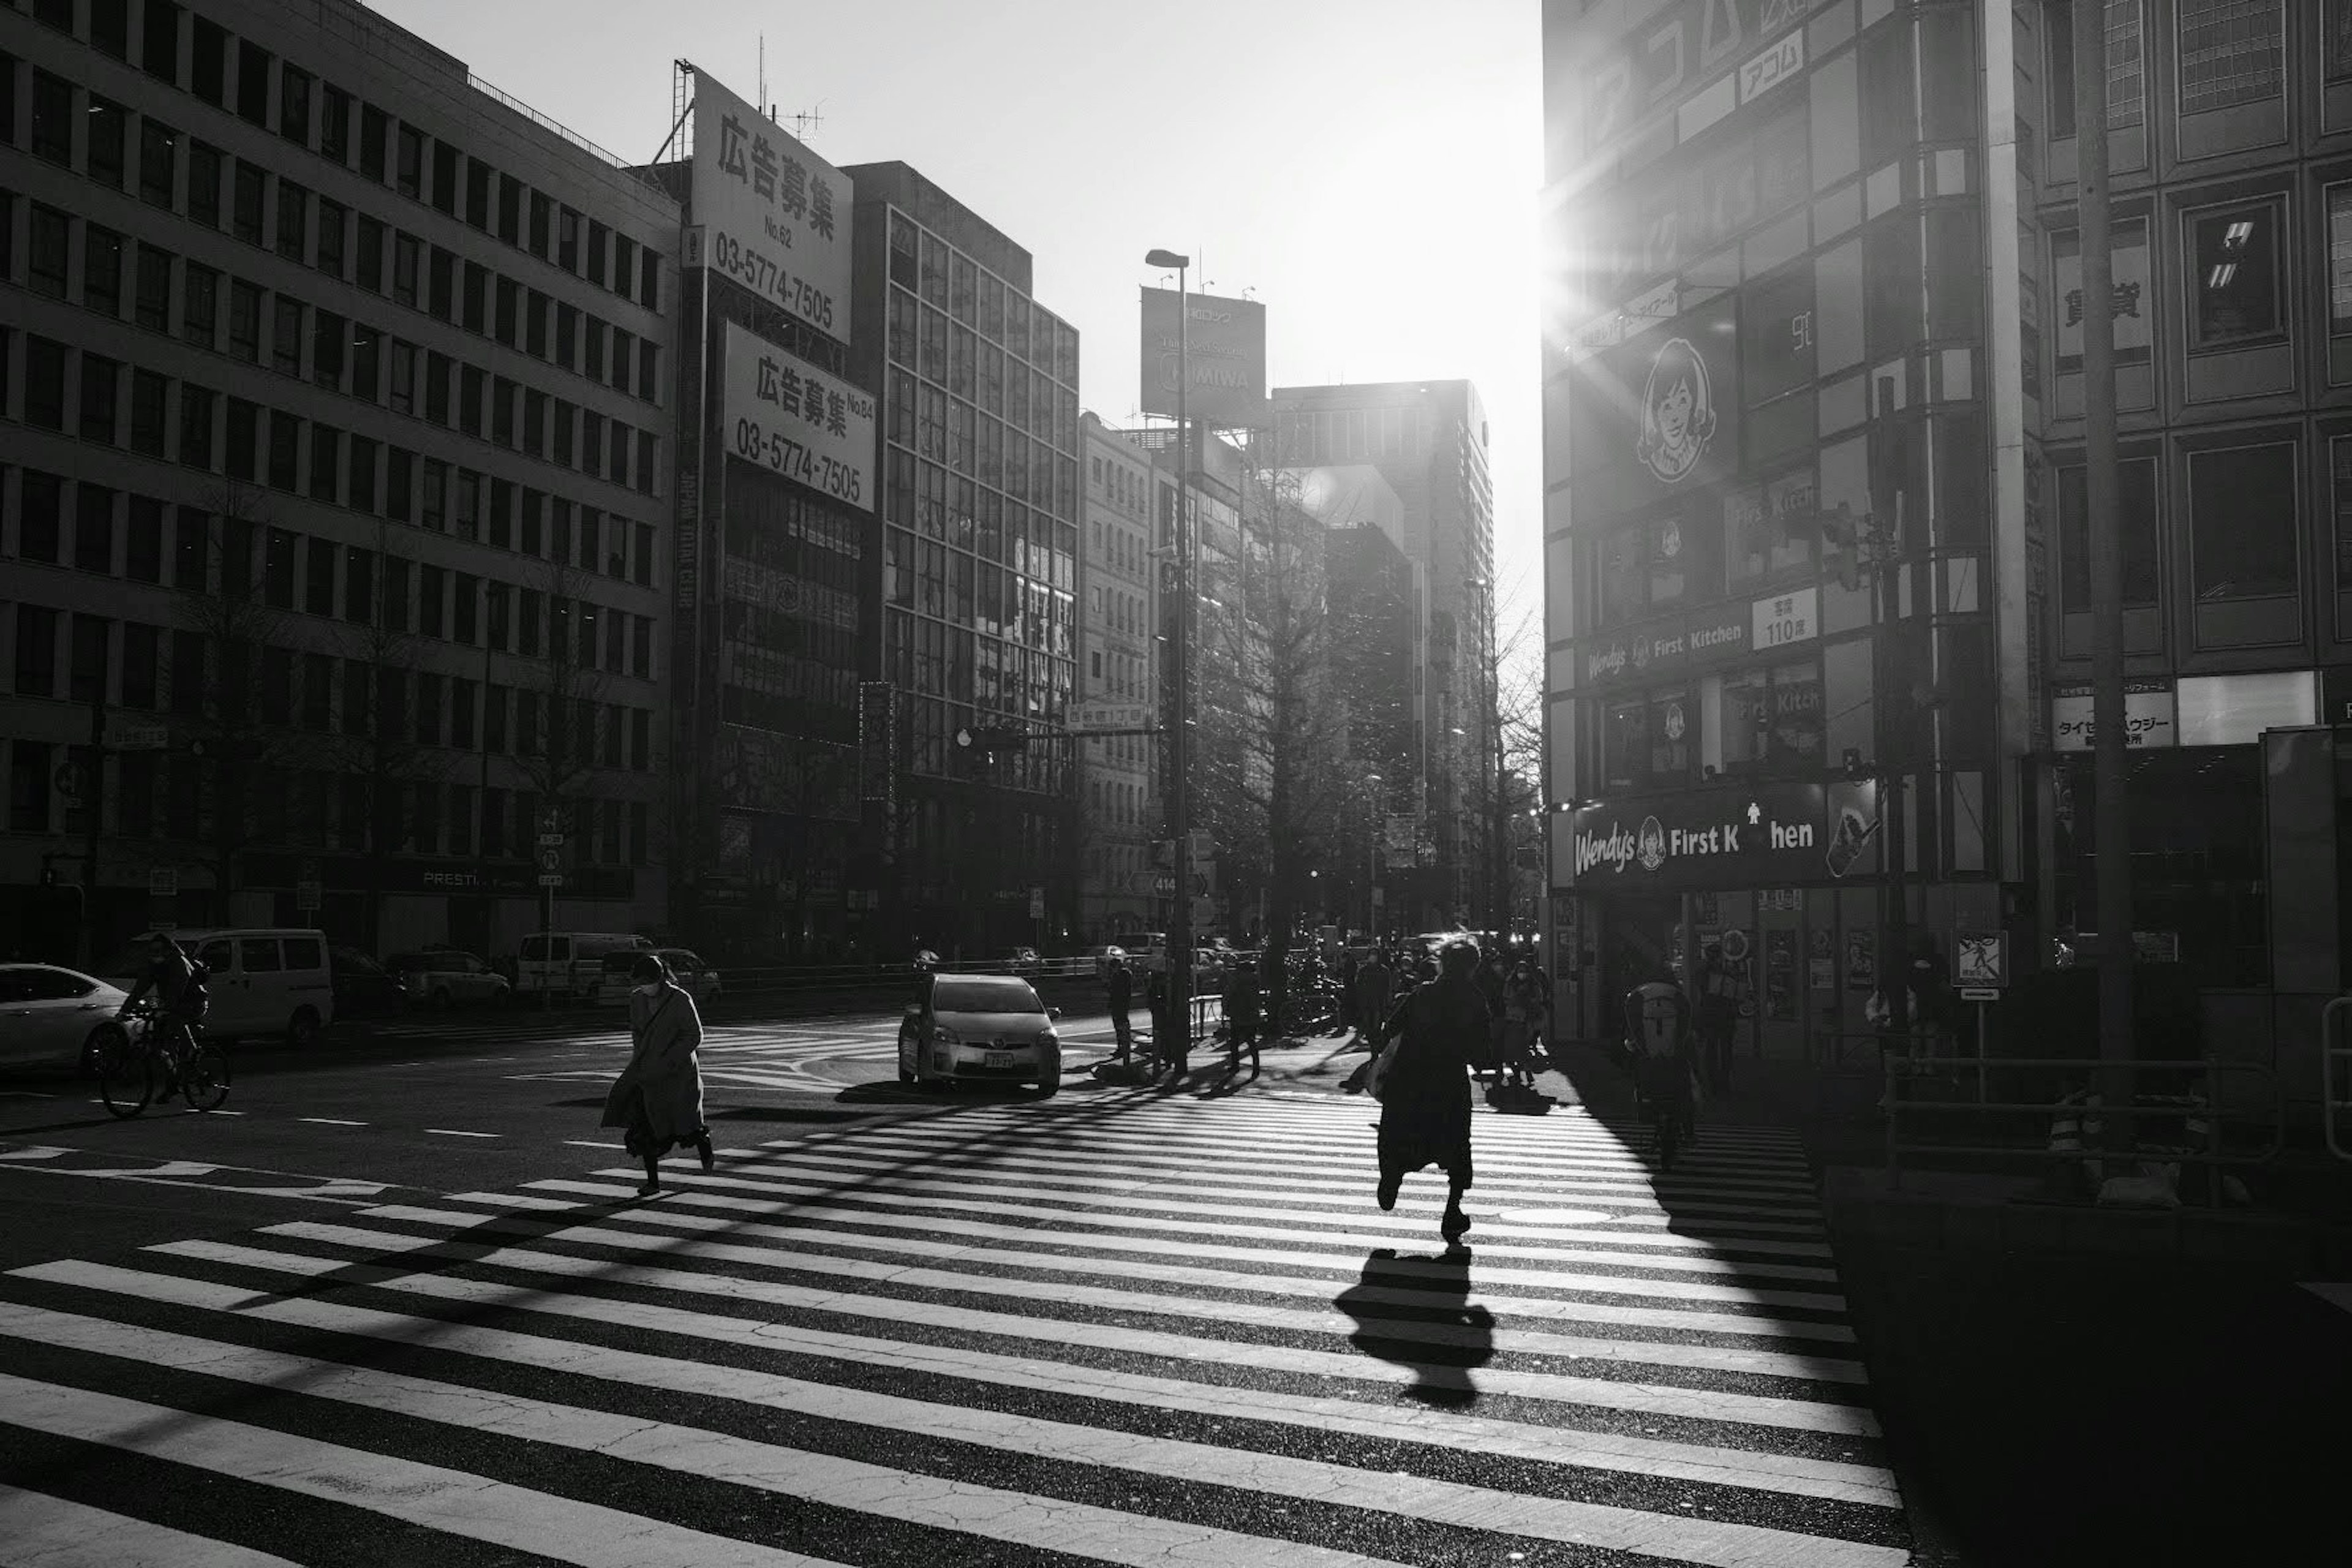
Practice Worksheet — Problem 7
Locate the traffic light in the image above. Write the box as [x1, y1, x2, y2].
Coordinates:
[955, 726, 1031, 754]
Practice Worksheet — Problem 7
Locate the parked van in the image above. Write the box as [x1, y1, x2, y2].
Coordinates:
[98, 929, 336, 1046]
[514, 932, 652, 1002]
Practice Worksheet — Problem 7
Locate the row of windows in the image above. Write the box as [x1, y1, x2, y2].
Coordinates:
[885, 359, 1079, 527]
[891, 687, 1071, 797]
[1088, 777, 1148, 829]
[880, 605, 1076, 726]
[881, 526, 1076, 658]
[2, 334, 660, 582]
[14, 0, 663, 310]
[886, 209, 1076, 383]
[6, 601, 656, 777]
[1088, 448, 1152, 515]
[4, 200, 663, 497]
[885, 291, 1074, 458]
[0, 62, 666, 417]
[882, 447, 1077, 594]
[5, 736, 653, 867]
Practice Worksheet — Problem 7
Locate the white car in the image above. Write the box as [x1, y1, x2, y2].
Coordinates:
[385, 949, 511, 1008]
[897, 973, 1061, 1094]
[0, 964, 130, 1074]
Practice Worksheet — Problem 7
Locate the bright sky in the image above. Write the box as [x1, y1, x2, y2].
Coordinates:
[368, 0, 1545, 627]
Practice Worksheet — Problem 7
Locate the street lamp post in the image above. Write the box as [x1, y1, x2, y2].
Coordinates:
[1145, 247, 1193, 1055]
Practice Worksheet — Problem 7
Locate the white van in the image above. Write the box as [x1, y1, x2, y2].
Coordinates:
[100, 929, 336, 1046]
[514, 932, 652, 1002]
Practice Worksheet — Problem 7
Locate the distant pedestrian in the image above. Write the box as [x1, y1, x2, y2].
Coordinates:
[1371, 940, 1492, 1244]
[1223, 959, 1262, 1072]
[1338, 949, 1362, 1034]
[1354, 951, 1393, 1047]
[600, 954, 712, 1197]
[1106, 953, 1136, 1065]
[1499, 960, 1547, 1089]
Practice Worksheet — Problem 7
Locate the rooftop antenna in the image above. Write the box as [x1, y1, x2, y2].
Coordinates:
[787, 102, 825, 145]
[756, 35, 765, 121]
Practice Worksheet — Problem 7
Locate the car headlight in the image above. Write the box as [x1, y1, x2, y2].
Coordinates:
[933, 1026, 961, 1046]
[1040, 1030, 1058, 1048]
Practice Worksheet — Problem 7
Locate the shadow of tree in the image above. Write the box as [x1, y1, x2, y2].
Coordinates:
[1333, 1246, 1494, 1408]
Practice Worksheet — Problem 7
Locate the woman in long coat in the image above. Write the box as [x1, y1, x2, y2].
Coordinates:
[599, 954, 712, 1195]
[1371, 940, 1493, 1243]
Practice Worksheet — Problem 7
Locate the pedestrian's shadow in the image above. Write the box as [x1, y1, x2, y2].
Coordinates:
[1333, 1246, 1494, 1408]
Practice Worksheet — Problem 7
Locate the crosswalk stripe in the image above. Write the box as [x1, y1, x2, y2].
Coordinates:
[375, 1194, 1856, 1342]
[0, 1298, 1904, 1567]
[127, 1230, 1874, 1436]
[0, 1370, 850, 1568]
[260, 1213, 1865, 1383]
[0, 1090, 1909, 1564]
[519, 1175, 1852, 1311]
[0, 1483, 307, 1568]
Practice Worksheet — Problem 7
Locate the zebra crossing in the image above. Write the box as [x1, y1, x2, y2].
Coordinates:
[0, 1093, 1915, 1566]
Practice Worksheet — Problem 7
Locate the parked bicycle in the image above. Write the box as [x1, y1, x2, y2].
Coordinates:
[96, 1001, 231, 1118]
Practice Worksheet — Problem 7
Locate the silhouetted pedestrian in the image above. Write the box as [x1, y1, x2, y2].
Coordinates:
[1372, 940, 1492, 1244]
[600, 954, 712, 1196]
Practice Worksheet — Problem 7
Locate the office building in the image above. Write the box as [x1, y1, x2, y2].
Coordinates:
[1541, 1, 2352, 1091]
[1273, 379, 1494, 925]
[1076, 413, 1159, 943]
[845, 162, 1081, 960]
[1, 0, 674, 961]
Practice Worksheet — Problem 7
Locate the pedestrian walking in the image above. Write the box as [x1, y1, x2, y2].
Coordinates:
[1106, 953, 1136, 1065]
[598, 954, 713, 1197]
[1370, 940, 1493, 1244]
[1695, 938, 1739, 1094]
[1223, 957, 1262, 1072]
[1499, 960, 1547, 1090]
[1338, 948, 1362, 1035]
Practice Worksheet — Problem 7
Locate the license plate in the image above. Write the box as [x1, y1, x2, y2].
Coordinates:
[984, 1050, 1019, 1069]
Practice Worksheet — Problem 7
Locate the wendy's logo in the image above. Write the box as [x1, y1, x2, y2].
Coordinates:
[1636, 336, 1718, 484]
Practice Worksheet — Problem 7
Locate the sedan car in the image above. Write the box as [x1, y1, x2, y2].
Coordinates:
[383, 950, 511, 1009]
[0, 963, 130, 1074]
[897, 973, 1061, 1094]
[330, 948, 412, 1019]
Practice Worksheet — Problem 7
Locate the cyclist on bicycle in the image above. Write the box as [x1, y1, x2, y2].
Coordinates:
[1625, 970, 1698, 1150]
[117, 932, 206, 1099]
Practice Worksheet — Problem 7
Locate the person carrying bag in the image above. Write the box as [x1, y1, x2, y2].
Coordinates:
[1368, 939, 1493, 1245]
[600, 954, 714, 1196]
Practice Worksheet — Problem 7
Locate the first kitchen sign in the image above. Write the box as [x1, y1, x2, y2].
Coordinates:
[1566, 782, 1831, 893]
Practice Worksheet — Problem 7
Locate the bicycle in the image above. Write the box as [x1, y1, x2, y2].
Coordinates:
[97, 1003, 231, 1118]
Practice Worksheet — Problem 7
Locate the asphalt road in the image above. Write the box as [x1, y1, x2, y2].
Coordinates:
[2, 1004, 2341, 1565]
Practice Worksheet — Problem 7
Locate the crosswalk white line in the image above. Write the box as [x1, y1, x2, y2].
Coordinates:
[0, 1095, 1909, 1566]
[0, 1299, 1903, 1567]
[382, 1194, 1857, 1342]
[0, 1483, 308, 1568]
[518, 1174, 1851, 1310]
[0, 1371, 851, 1568]
[132, 1231, 1874, 1435]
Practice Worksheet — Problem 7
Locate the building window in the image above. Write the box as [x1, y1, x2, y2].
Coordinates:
[233, 162, 265, 244]
[2049, 1, 2145, 136]
[1601, 698, 1648, 791]
[278, 64, 310, 144]
[276, 181, 308, 262]
[236, 41, 271, 126]
[188, 140, 221, 227]
[360, 105, 387, 181]
[2188, 202, 2282, 348]
[2176, 1, 2282, 116]
[2188, 442, 2297, 602]
[320, 83, 350, 163]
[396, 125, 423, 198]
[2329, 184, 2352, 368]
[30, 71, 72, 165]
[139, 116, 177, 206]
[190, 16, 224, 104]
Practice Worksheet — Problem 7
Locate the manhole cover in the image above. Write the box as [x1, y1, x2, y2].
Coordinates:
[1493, 1208, 1620, 1227]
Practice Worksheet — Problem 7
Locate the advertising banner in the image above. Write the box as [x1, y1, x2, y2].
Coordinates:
[723, 322, 877, 511]
[692, 70, 853, 337]
[1567, 295, 1742, 525]
[2050, 679, 2175, 752]
[1566, 780, 1828, 893]
[1578, 602, 1751, 692]
[1140, 287, 1268, 429]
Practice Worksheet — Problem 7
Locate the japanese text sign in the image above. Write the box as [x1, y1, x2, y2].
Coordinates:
[723, 322, 876, 511]
[692, 70, 853, 337]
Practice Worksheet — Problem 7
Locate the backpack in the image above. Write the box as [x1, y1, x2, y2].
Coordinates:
[178, 957, 211, 1021]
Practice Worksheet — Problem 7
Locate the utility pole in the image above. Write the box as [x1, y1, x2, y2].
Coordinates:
[2074, 0, 2135, 1121]
[1145, 250, 1194, 1060]
[1872, 374, 1911, 1038]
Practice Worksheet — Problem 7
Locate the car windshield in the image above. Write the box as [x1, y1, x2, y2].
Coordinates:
[933, 978, 1042, 1014]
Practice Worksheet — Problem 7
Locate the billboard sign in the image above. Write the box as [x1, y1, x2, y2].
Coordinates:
[1140, 287, 1268, 429]
[692, 69, 853, 337]
[723, 322, 876, 510]
[1566, 780, 1829, 892]
[1567, 295, 1741, 524]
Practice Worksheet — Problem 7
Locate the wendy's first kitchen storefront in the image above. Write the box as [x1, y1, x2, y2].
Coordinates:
[1550, 777, 2003, 1061]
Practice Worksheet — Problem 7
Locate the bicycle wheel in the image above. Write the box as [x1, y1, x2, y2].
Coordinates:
[100, 1042, 156, 1119]
[180, 1044, 232, 1112]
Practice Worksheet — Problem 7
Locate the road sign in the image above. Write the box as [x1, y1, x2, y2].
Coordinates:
[539, 805, 564, 834]
[107, 718, 170, 750]
[537, 846, 562, 873]
[1028, 886, 1045, 919]
[538, 873, 565, 888]
[1152, 873, 1176, 896]
[1955, 929, 2007, 987]
[536, 832, 567, 848]
[295, 880, 322, 911]
[1186, 830, 1215, 861]
[1958, 987, 2000, 1002]
[1071, 701, 1153, 732]
[148, 868, 178, 898]
[53, 761, 88, 801]
[1190, 895, 1216, 925]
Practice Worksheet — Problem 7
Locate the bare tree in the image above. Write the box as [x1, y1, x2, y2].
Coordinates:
[1466, 601, 1547, 935]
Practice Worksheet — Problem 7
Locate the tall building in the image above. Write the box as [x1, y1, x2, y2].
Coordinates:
[1274, 380, 1494, 925]
[1076, 413, 1159, 943]
[845, 163, 1080, 961]
[1541, 1, 2352, 1084]
[1, 0, 675, 963]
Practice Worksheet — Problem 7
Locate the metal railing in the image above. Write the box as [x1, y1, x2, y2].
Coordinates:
[2324, 997, 2352, 1161]
[1883, 1055, 2282, 1199]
